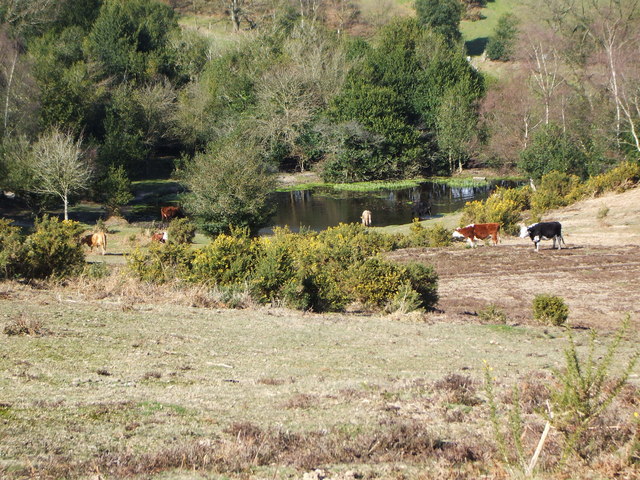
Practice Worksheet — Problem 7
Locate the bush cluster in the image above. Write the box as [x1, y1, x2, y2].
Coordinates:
[167, 218, 197, 244]
[566, 161, 640, 202]
[532, 294, 569, 326]
[461, 162, 640, 231]
[530, 171, 581, 214]
[406, 220, 452, 247]
[0, 216, 86, 280]
[126, 223, 438, 313]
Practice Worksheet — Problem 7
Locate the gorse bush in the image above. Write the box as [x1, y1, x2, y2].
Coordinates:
[478, 304, 508, 324]
[250, 238, 297, 303]
[127, 243, 195, 284]
[402, 262, 439, 309]
[566, 161, 640, 202]
[407, 220, 452, 247]
[552, 316, 639, 463]
[124, 223, 438, 313]
[22, 216, 86, 279]
[167, 217, 196, 244]
[0, 219, 24, 279]
[531, 171, 581, 214]
[190, 228, 261, 286]
[461, 186, 529, 235]
[532, 294, 569, 326]
[344, 257, 406, 308]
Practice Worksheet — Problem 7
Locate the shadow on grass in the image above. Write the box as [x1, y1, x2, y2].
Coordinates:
[465, 37, 488, 57]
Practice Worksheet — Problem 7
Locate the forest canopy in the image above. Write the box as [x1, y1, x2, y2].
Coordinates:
[0, 0, 639, 230]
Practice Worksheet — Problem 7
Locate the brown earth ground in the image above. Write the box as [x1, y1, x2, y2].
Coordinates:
[386, 186, 640, 331]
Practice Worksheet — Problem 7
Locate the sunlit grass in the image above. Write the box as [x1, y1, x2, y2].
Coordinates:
[332, 179, 424, 191]
[460, 0, 520, 45]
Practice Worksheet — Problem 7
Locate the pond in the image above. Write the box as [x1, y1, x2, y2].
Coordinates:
[260, 179, 522, 233]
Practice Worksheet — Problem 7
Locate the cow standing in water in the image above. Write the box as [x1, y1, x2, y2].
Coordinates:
[80, 232, 107, 255]
[520, 222, 566, 251]
[361, 210, 372, 227]
[452, 223, 500, 248]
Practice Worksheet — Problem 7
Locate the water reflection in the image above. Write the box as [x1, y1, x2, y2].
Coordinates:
[260, 180, 520, 234]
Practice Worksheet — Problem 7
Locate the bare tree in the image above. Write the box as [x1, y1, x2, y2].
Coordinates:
[536, 0, 640, 151]
[526, 38, 565, 126]
[30, 130, 93, 220]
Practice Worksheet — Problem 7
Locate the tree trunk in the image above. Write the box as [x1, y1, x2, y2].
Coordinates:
[2, 50, 18, 137]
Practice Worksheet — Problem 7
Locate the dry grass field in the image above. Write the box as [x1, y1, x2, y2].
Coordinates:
[1, 187, 639, 479]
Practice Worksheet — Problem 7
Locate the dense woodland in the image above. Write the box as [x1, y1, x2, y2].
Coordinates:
[0, 0, 639, 233]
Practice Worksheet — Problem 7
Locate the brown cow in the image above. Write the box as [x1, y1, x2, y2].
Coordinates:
[80, 232, 107, 255]
[452, 223, 500, 248]
[151, 231, 168, 243]
[361, 210, 372, 227]
[160, 206, 181, 222]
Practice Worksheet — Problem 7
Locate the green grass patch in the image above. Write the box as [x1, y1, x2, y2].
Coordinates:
[137, 401, 189, 417]
[332, 179, 424, 192]
[461, 0, 519, 43]
[275, 182, 326, 193]
[484, 324, 529, 335]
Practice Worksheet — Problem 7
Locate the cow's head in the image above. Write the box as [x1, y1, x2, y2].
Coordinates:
[518, 224, 530, 238]
[452, 229, 465, 239]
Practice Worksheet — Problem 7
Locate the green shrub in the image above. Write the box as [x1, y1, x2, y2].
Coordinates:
[567, 161, 640, 202]
[316, 223, 397, 263]
[22, 216, 86, 279]
[343, 257, 406, 308]
[425, 223, 452, 247]
[551, 316, 639, 462]
[251, 239, 296, 303]
[190, 229, 262, 286]
[386, 283, 423, 314]
[461, 187, 529, 235]
[478, 304, 508, 324]
[532, 294, 569, 326]
[597, 206, 609, 219]
[81, 262, 110, 280]
[407, 220, 452, 247]
[530, 171, 580, 214]
[167, 217, 196, 244]
[0, 219, 25, 279]
[127, 243, 195, 284]
[401, 262, 439, 310]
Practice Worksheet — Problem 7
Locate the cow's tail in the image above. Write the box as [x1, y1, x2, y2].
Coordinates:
[102, 232, 107, 255]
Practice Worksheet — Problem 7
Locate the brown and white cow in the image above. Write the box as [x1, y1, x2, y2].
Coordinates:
[160, 206, 181, 222]
[80, 232, 107, 255]
[452, 223, 500, 248]
[151, 231, 168, 243]
[361, 210, 372, 227]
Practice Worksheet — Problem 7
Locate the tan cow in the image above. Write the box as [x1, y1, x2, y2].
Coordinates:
[361, 210, 372, 227]
[80, 232, 107, 255]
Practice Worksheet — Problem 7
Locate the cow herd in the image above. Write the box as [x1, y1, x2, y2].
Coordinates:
[80, 206, 177, 255]
[81, 206, 567, 257]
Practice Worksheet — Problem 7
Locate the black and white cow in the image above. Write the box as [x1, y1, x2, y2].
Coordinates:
[519, 221, 566, 252]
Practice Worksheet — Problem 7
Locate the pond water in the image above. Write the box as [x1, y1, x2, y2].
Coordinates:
[260, 179, 522, 234]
